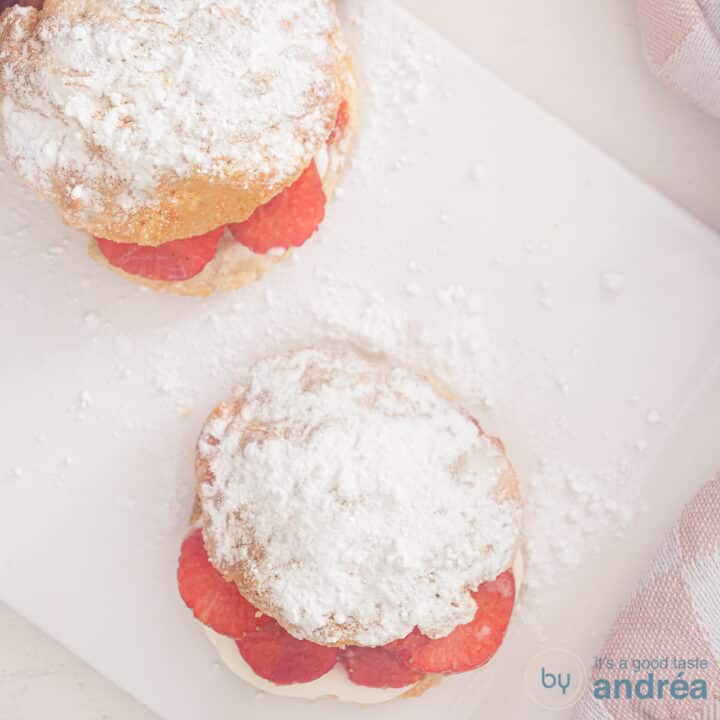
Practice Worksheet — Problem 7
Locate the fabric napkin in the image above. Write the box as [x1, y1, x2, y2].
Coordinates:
[574, 476, 720, 719]
[637, 0, 720, 117]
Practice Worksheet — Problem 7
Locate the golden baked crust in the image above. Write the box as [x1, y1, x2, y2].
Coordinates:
[194, 356, 523, 647]
[401, 673, 442, 699]
[0, 0, 350, 245]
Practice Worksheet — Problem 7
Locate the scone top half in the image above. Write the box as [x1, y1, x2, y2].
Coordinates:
[0, 0, 353, 246]
[178, 347, 523, 695]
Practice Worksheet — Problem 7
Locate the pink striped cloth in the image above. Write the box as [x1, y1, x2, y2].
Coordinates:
[637, 0, 720, 117]
[574, 477, 720, 719]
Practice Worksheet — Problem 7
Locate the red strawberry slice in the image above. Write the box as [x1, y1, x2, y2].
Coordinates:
[96, 226, 223, 282]
[340, 646, 425, 689]
[384, 628, 428, 663]
[328, 99, 350, 143]
[177, 529, 270, 638]
[236, 620, 338, 685]
[387, 571, 515, 674]
[228, 162, 325, 255]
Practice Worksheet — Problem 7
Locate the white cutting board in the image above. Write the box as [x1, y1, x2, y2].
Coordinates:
[1, 2, 720, 719]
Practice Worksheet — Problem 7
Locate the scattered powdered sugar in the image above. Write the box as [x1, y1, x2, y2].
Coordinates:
[198, 347, 521, 646]
[82, 311, 100, 331]
[339, 3, 439, 183]
[600, 271, 625, 294]
[77, 390, 93, 409]
[302, 287, 504, 411]
[522, 460, 637, 591]
[470, 162, 486, 182]
[0, 0, 341, 221]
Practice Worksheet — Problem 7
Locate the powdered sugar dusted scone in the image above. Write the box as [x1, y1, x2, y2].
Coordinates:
[177, 347, 523, 702]
[0, 0, 357, 295]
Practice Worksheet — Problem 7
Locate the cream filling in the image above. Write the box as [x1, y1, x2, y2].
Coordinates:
[206, 629, 409, 704]
[314, 144, 331, 179]
[206, 553, 524, 704]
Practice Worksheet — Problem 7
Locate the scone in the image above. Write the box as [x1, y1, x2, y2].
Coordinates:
[0, 0, 358, 295]
[177, 346, 524, 702]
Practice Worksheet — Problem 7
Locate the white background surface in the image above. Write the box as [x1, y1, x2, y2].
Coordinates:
[2, 1, 720, 719]
[400, 0, 720, 233]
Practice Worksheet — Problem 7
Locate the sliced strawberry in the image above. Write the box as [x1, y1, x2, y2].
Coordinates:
[385, 629, 428, 664]
[236, 620, 338, 685]
[177, 529, 270, 638]
[96, 226, 223, 282]
[387, 571, 515, 674]
[340, 646, 425, 689]
[328, 99, 350, 143]
[228, 163, 325, 254]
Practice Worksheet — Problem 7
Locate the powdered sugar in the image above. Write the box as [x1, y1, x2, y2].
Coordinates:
[198, 347, 521, 646]
[0, 0, 341, 222]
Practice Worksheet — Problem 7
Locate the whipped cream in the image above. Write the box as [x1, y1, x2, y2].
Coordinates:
[314, 140, 345, 182]
[205, 554, 524, 704]
[205, 629, 409, 704]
